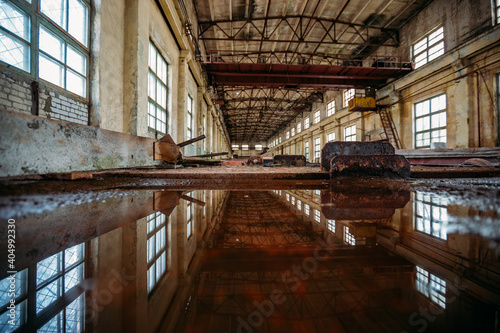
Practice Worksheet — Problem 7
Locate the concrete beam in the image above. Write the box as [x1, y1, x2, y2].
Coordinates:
[0, 110, 158, 177]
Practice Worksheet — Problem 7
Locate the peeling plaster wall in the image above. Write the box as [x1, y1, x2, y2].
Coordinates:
[98, 0, 125, 132]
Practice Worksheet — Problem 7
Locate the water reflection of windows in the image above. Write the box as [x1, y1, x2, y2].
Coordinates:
[187, 201, 193, 239]
[344, 226, 355, 245]
[314, 209, 321, 223]
[36, 243, 85, 315]
[286, 193, 290, 201]
[147, 212, 167, 293]
[416, 266, 446, 308]
[38, 294, 84, 332]
[304, 204, 310, 216]
[328, 220, 335, 233]
[291, 196, 295, 206]
[0, 269, 27, 332]
[297, 200, 302, 211]
[415, 192, 448, 240]
[0, 243, 85, 332]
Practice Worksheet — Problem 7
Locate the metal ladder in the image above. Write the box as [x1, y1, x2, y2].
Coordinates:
[378, 107, 402, 149]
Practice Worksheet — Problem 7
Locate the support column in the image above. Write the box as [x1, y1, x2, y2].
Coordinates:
[122, 0, 149, 136]
[122, 220, 147, 333]
[452, 59, 474, 148]
[176, 50, 190, 143]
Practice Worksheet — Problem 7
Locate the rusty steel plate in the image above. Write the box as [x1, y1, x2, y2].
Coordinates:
[321, 141, 395, 171]
[330, 154, 411, 178]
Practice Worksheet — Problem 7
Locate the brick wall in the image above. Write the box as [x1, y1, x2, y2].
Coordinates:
[0, 71, 32, 114]
[0, 69, 89, 125]
[39, 87, 88, 125]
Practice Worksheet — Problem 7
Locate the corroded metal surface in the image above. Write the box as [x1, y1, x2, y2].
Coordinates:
[273, 155, 307, 166]
[321, 141, 395, 171]
[330, 154, 411, 178]
[245, 156, 263, 165]
[321, 188, 410, 220]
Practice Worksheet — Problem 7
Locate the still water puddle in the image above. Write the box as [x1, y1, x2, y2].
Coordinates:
[1, 182, 499, 333]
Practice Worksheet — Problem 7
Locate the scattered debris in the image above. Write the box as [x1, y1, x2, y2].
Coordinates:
[154, 134, 227, 166]
[273, 155, 307, 166]
[245, 156, 263, 166]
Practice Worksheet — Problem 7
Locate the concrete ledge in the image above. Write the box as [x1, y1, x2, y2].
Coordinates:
[0, 109, 158, 177]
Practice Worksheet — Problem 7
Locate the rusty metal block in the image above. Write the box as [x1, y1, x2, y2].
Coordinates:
[321, 141, 396, 171]
[273, 155, 307, 166]
[330, 154, 411, 178]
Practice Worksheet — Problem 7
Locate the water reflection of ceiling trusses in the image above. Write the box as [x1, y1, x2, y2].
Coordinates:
[194, 0, 432, 143]
[185, 191, 414, 332]
[212, 191, 321, 247]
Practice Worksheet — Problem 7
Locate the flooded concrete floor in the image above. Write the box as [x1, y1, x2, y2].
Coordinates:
[0, 177, 499, 332]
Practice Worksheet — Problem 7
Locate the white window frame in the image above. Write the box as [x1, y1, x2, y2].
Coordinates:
[187, 201, 193, 239]
[242, 144, 249, 150]
[313, 110, 320, 124]
[416, 266, 446, 308]
[0, 0, 90, 97]
[291, 128, 295, 136]
[148, 41, 168, 134]
[343, 89, 355, 108]
[412, 27, 444, 69]
[304, 141, 309, 159]
[414, 192, 448, 240]
[255, 144, 262, 150]
[327, 100, 335, 116]
[304, 117, 310, 129]
[327, 132, 335, 142]
[414, 94, 447, 149]
[314, 209, 320, 223]
[496, 0, 500, 25]
[314, 137, 321, 160]
[344, 124, 356, 141]
[0, 242, 87, 332]
[344, 226, 355, 245]
[147, 212, 167, 292]
[297, 122, 302, 133]
[186, 95, 193, 140]
[328, 220, 335, 233]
